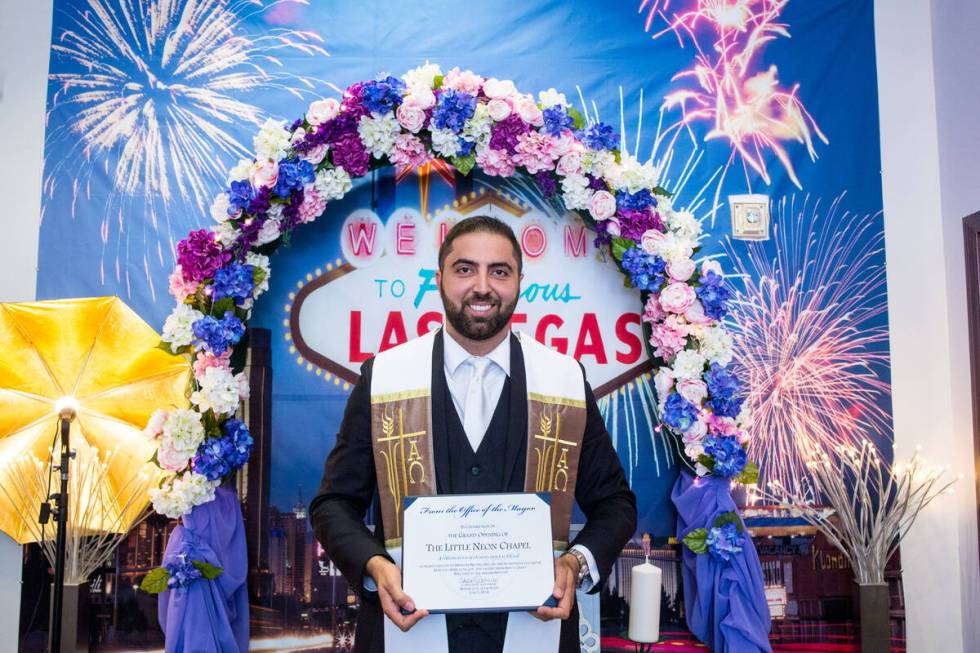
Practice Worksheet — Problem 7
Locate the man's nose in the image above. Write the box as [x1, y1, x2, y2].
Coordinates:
[473, 270, 491, 294]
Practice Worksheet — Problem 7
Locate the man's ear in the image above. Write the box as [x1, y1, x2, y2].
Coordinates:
[435, 269, 441, 288]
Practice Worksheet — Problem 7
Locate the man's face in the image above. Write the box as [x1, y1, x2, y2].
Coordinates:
[437, 231, 521, 342]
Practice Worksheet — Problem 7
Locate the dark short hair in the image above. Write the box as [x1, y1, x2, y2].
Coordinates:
[437, 215, 523, 273]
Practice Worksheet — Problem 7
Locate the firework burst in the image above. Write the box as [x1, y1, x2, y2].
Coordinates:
[725, 193, 892, 499]
[640, 0, 828, 192]
[43, 0, 331, 299]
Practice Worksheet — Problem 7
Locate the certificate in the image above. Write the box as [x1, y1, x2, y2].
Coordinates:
[401, 492, 556, 613]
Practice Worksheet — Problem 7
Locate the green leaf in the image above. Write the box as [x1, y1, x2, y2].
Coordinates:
[610, 237, 633, 263]
[212, 297, 234, 317]
[139, 567, 171, 594]
[253, 266, 268, 287]
[712, 511, 744, 533]
[683, 528, 709, 555]
[736, 460, 759, 486]
[568, 107, 585, 130]
[192, 561, 224, 580]
[652, 185, 673, 198]
[432, 75, 444, 89]
[697, 454, 715, 471]
[450, 153, 477, 176]
[612, 149, 622, 164]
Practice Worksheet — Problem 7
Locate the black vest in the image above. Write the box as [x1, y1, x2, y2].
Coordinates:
[439, 372, 516, 653]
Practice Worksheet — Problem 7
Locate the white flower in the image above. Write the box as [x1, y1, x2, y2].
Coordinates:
[560, 173, 592, 211]
[429, 127, 462, 158]
[306, 98, 341, 126]
[357, 113, 400, 159]
[191, 366, 246, 417]
[314, 167, 353, 201]
[607, 155, 660, 194]
[671, 350, 707, 380]
[254, 218, 281, 246]
[581, 149, 615, 178]
[246, 252, 271, 298]
[702, 259, 724, 277]
[253, 118, 291, 161]
[406, 83, 436, 110]
[462, 103, 492, 146]
[668, 210, 702, 241]
[162, 304, 204, 353]
[210, 192, 235, 223]
[698, 325, 734, 366]
[162, 408, 206, 455]
[213, 221, 239, 247]
[483, 77, 517, 100]
[150, 472, 219, 519]
[227, 158, 253, 184]
[538, 88, 568, 108]
[144, 409, 168, 440]
[658, 232, 696, 263]
[736, 402, 752, 431]
[685, 442, 705, 460]
[401, 62, 443, 89]
[654, 193, 673, 214]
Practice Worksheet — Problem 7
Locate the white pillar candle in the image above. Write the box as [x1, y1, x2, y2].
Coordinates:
[628, 561, 662, 643]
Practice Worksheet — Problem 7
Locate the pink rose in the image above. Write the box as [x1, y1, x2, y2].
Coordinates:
[707, 414, 739, 436]
[659, 282, 696, 314]
[685, 299, 711, 324]
[643, 293, 667, 323]
[251, 160, 279, 189]
[515, 95, 544, 126]
[443, 67, 485, 94]
[736, 429, 750, 445]
[396, 100, 426, 133]
[556, 151, 583, 177]
[157, 442, 192, 472]
[667, 258, 696, 282]
[676, 379, 708, 405]
[552, 133, 579, 157]
[487, 99, 512, 122]
[483, 77, 517, 100]
[168, 266, 198, 302]
[589, 190, 617, 220]
[407, 84, 436, 110]
[654, 368, 675, 399]
[306, 98, 340, 126]
[641, 229, 667, 256]
[301, 143, 329, 166]
[143, 409, 168, 440]
[604, 216, 621, 237]
[683, 418, 708, 440]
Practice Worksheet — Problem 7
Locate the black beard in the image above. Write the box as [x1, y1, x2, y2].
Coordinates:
[440, 287, 518, 341]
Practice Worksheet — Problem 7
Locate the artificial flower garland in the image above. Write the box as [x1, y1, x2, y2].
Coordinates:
[149, 63, 757, 522]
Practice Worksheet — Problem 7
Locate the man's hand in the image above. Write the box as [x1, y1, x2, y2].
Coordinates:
[365, 555, 429, 631]
[533, 553, 580, 621]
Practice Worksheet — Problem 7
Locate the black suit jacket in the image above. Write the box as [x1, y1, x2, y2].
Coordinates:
[309, 331, 637, 652]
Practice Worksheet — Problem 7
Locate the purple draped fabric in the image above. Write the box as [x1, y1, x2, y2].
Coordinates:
[671, 470, 772, 653]
[158, 487, 250, 653]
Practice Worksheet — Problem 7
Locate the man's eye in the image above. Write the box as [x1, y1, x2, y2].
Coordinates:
[491, 269, 509, 277]
[456, 266, 471, 274]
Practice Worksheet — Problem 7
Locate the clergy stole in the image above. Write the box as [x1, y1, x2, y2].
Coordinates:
[369, 329, 587, 652]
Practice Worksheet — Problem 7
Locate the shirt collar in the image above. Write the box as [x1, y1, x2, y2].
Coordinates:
[442, 328, 511, 377]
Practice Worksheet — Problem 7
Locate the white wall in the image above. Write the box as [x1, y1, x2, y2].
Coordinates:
[0, 0, 53, 648]
[876, 0, 980, 651]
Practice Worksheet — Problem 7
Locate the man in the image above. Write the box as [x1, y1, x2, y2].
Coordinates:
[310, 216, 636, 653]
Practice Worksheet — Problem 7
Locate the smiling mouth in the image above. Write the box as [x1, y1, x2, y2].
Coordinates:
[466, 302, 497, 315]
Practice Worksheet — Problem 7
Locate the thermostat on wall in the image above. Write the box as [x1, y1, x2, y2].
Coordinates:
[728, 194, 771, 240]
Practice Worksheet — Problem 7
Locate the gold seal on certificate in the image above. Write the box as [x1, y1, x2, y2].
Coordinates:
[401, 492, 556, 613]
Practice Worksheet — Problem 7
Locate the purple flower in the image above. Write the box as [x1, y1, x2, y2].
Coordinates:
[489, 114, 532, 155]
[361, 76, 406, 115]
[618, 208, 664, 242]
[587, 175, 609, 191]
[535, 171, 558, 198]
[577, 122, 619, 151]
[163, 554, 203, 590]
[431, 90, 477, 134]
[272, 158, 315, 199]
[177, 230, 232, 283]
[706, 522, 745, 562]
[192, 311, 245, 354]
[696, 270, 733, 320]
[663, 392, 700, 432]
[330, 135, 370, 177]
[541, 105, 573, 136]
[704, 435, 748, 477]
[247, 186, 271, 216]
[212, 263, 255, 305]
[341, 82, 370, 119]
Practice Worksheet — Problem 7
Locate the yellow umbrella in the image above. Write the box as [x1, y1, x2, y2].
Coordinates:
[0, 296, 190, 544]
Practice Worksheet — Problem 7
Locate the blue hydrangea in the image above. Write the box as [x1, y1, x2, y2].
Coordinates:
[362, 75, 406, 115]
[227, 180, 256, 214]
[192, 311, 245, 354]
[191, 436, 233, 481]
[705, 364, 740, 400]
[542, 105, 573, 136]
[272, 158, 315, 199]
[431, 90, 477, 133]
[164, 554, 203, 590]
[621, 246, 667, 292]
[663, 392, 700, 432]
[577, 122, 619, 151]
[224, 419, 253, 469]
[704, 435, 748, 477]
[212, 263, 255, 305]
[457, 138, 476, 156]
[706, 522, 745, 562]
[696, 270, 733, 320]
[617, 189, 657, 211]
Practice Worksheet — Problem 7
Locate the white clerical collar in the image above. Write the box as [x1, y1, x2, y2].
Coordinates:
[442, 328, 511, 378]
